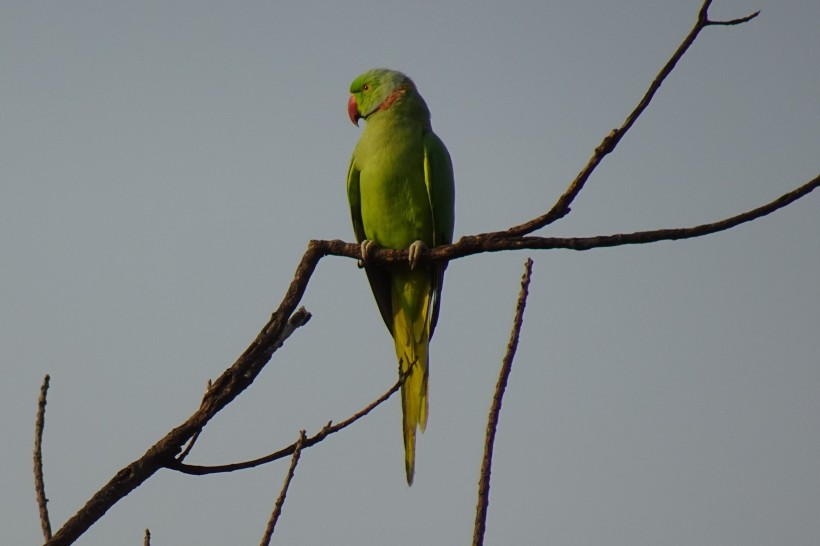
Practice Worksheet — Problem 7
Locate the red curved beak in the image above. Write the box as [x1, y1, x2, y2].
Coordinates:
[348, 95, 361, 126]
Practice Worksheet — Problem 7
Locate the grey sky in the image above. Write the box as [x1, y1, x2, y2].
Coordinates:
[2, 1, 819, 544]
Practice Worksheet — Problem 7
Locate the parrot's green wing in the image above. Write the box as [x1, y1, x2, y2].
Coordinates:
[346, 158, 364, 243]
[347, 157, 395, 335]
[423, 130, 455, 337]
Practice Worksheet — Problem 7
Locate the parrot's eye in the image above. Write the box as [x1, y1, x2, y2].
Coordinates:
[362, 83, 370, 92]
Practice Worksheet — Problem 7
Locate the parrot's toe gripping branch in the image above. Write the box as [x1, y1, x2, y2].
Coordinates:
[359, 240, 378, 266]
[408, 240, 427, 270]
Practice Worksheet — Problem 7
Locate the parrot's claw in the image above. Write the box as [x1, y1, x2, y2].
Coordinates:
[408, 240, 427, 270]
[360, 240, 378, 263]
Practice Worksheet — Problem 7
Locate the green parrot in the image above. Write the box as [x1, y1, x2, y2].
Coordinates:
[346, 68, 455, 485]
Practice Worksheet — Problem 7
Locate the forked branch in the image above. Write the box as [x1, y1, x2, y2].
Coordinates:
[168, 375, 402, 475]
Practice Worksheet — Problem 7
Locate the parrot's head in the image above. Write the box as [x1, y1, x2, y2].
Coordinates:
[348, 68, 419, 126]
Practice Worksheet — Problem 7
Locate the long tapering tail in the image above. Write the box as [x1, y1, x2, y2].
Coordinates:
[391, 269, 431, 485]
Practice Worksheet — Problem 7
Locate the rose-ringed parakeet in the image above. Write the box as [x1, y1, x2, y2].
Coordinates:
[346, 68, 455, 485]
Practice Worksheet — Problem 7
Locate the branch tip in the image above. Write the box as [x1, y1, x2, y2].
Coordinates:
[706, 10, 760, 27]
[34, 374, 52, 542]
[473, 259, 534, 546]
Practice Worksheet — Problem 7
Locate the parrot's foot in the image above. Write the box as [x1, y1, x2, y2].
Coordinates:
[408, 240, 427, 270]
[358, 239, 378, 267]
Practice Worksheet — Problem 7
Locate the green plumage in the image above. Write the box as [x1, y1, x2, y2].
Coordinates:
[346, 69, 455, 484]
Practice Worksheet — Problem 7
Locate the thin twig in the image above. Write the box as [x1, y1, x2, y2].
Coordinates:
[706, 11, 760, 26]
[260, 430, 307, 546]
[170, 375, 403, 475]
[176, 427, 203, 464]
[176, 380, 212, 463]
[144, 528, 151, 546]
[34, 374, 52, 542]
[473, 259, 534, 546]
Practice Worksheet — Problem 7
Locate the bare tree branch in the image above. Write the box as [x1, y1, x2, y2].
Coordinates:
[260, 430, 307, 546]
[46, 308, 311, 546]
[34, 374, 52, 542]
[473, 259, 534, 546]
[42, 3, 810, 544]
[143, 528, 150, 546]
[169, 375, 403, 475]
[315, 173, 820, 263]
[496, 0, 760, 237]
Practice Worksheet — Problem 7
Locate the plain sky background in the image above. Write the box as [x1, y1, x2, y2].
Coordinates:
[2, 1, 818, 544]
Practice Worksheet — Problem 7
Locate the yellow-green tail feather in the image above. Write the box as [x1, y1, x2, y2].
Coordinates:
[391, 269, 431, 485]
